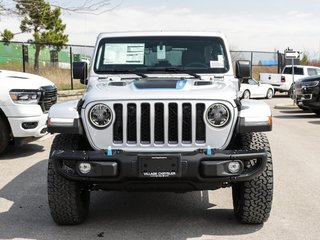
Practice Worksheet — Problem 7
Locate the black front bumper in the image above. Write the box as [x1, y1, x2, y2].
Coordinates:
[296, 85, 320, 109]
[51, 149, 268, 191]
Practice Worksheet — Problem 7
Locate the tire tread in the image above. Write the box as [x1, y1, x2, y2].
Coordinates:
[47, 134, 90, 225]
[232, 132, 273, 224]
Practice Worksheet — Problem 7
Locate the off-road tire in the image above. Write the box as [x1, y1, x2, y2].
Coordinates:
[47, 134, 91, 225]
[232, 132, 273, 224]
[0, 117, 9, 155]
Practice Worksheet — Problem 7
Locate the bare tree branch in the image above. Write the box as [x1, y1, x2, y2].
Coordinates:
[50, 0, 123, 15]
[0, 0, 17, 16]
[0, 0, 123, 16]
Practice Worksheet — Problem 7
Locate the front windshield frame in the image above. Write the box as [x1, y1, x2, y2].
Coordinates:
[93, 36, 230, 75]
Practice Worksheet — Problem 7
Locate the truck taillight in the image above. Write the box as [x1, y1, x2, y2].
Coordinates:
[281, 76, 286, 83]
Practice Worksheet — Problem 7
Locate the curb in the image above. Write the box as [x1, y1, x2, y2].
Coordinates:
[274, 103, 299, 110]
[58, 89, 84, 97]
[57, 89, 84, 102]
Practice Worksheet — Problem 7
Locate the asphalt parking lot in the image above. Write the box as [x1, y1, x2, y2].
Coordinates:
[0, 95, 320, 240]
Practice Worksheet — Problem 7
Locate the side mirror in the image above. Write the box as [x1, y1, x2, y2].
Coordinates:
[73, 62, 88, 85]
[236, 60, 251, 79]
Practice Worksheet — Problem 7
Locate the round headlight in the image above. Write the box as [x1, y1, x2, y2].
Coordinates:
[89, 104, 113, 128]
[206, 103, 230, 128]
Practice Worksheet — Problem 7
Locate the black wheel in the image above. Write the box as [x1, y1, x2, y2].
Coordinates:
[242, 90, 250, 99]
[312, 109, 320, 116]
[288, 84, 294, 98]
[232, 132, 273, 224]
[266, 89, 273, 99]
[47, 134, 91, 225]
[298, 105, 309, 111]
[0, 117, 10, 155]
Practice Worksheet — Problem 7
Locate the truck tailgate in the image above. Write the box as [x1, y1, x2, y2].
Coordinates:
[260, 73, 282, 86]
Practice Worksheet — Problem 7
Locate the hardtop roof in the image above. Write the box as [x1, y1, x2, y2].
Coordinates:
[97, 31, 226, 40]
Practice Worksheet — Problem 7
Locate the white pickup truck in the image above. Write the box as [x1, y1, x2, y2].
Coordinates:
[259, 65, 320, 94]
[0, 70, 57, 155]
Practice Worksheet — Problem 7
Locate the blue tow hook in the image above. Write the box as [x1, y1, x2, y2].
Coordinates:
[106, 146, 113, 156]
[206, 146, 212, 156]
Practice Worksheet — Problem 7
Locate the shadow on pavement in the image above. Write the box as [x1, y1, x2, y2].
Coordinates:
[273, 93, 289, 98]
[274, 110, 319, 119]
[0, 143, 45, 161]
[280, 110, 311, 114]
[0, 160, 262, 240]
[308, 120, 320, 125]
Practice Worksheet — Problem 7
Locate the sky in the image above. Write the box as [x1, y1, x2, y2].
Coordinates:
[1, 0, 320, 59]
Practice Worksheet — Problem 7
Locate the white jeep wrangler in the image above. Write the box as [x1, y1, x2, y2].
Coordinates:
[0, 70, 57, 154]
[47, 32, 273, 225]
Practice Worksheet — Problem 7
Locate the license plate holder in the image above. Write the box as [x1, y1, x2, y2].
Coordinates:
[138, 154, 181, 178]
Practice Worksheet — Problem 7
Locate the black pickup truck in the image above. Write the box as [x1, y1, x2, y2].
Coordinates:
[295, 75, 320, 115]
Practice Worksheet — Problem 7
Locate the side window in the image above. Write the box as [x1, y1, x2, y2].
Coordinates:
[283, 67, 303, 75]
[307, 68, 317, 76]
[317, 69, 320, 75]
[248, 79, 257, 85]
[241, 78, 249, 84]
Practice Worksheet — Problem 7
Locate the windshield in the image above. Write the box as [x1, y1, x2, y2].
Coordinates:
[94, 36, 229, 74]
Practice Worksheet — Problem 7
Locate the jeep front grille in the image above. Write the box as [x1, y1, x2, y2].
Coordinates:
[113, 102, 206, 145]
[39, 85, 57, 113]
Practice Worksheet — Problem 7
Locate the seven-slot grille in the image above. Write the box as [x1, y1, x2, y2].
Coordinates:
[39, 85, 57, 113]
[113, 102, 206, 145]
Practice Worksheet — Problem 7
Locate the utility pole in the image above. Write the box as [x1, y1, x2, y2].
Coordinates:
[284, 47, 300, 104]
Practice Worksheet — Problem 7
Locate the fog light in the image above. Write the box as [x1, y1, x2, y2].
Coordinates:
[40, 127, 47, 134]
[22, 121, 38, 129]
[228, 161, 241, 174]
[79, 163, 91, 174]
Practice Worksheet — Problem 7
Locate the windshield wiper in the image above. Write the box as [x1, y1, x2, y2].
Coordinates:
[102, 69, 148, 78]
[144, 67, 201, 79]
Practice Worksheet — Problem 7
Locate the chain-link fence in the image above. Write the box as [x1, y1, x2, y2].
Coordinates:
[1, 41, 299, 89]
[0, 41, 94, 90]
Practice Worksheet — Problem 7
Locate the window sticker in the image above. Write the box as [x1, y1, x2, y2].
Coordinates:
[157, 45, 166, 60]
[210, 55, 224, 68]
[103, 43, 145, 65]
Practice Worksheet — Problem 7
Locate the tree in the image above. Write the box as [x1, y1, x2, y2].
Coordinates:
[51, 0, 122, 15]
[300, 52, 309, 65]
[0, 0, 118, 16]
[14, 0, 68, 71]
[0, 29, 14, 43]
[0, 0, 121, 70]
[0, 0, 14, 15]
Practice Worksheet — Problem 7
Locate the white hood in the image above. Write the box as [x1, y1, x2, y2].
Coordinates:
[0, 70, 55, 90]
[83, 77, 238, 107]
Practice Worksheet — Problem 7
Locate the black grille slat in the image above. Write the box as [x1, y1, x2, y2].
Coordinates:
[168, 103, 178, 144]
[113, 104, 123, 143]
[196, 104, 206, 143]
[154, 103, 164, 144]
[140, 103, 151, 144]
[43, 91, 56, 97]
[127, 103, 137, 143]
[182, 103, 192, 143]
